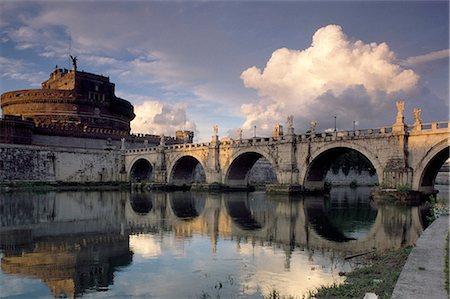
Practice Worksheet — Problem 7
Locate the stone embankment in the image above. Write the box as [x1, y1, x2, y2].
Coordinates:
[392, 214, 449, 299]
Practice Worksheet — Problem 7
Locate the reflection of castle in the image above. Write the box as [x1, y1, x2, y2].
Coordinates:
[0, 61, 193, 147]
[1, 234, 132, 299]
[0, 191, 132, 298]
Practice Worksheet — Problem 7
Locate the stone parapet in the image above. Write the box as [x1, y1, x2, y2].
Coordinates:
[0, 115, 34, 144]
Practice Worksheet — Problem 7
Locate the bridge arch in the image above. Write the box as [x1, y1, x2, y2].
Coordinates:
[168, 155, 207, 186]
[129, 157, 154, 182]
[301, 142, 382, 191]
[224, 149, 279, 187]
[413, 138, 449, 194]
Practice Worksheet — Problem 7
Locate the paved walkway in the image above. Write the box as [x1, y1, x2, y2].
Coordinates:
[392, 214, 449, 299]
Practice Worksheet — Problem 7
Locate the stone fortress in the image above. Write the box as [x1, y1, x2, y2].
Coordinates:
[0, 59, 193, 148]
[0, 60, 193, 183]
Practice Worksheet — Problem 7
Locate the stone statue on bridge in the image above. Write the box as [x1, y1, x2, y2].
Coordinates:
[159, 134, 165, 146]
[413, 108, 422, 125]
[310, 120, 317, 132]
[212, 125, 219, 143]
[287, 115, 293, 128]
[213, 125, 218, 136]
[237, 128, 243, 140]
[286, 115, 294, 135]
[396, 100, 405, 123]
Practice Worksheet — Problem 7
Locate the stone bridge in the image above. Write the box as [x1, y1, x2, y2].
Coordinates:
[124, 109, 449, 194]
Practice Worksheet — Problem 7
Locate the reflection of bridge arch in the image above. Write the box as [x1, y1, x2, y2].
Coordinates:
[168, 155, 207, 186]
[304, 201, 424, 252]
[129, 157, 153, 182]
[168, 192, 206, 221]
[304, 198, 377, 242]
[224, 198, 263, 231]
[301, 143, 381, 191]
[123, 191, 426, 254]
[224, 150, 279, 186]
[413, 139, 449, 194]
[130, 192, 153, 215]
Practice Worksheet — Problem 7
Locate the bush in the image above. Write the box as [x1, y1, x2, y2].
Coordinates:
[396, 184, 410, 193]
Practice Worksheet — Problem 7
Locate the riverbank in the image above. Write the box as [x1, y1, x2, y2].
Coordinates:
[308, 214, 449, 299]
[0, 181, 130, 192]
[310, 247, 412, 299]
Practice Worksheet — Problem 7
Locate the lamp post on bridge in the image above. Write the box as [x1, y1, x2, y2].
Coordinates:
[334, 116, 337, 132]
[353, 120, 356, 131]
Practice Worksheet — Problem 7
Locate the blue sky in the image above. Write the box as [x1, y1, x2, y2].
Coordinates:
[0, 1, 448, 141]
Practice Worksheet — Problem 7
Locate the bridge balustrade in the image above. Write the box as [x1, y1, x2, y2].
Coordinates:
[126, 124, 399, 153]
[437, 122, 449, 129]
[124, 122, 446, 156]
[409, 121, 449, 132]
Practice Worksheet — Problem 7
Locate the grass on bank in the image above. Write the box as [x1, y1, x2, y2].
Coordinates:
[309, 247, 412, 299]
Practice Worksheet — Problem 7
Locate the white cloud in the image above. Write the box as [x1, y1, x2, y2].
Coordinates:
[403, 49, 450, 66]
[131, 100, 196, 136]
[0, 57, 45, 87]
[240, 24, 421, 134]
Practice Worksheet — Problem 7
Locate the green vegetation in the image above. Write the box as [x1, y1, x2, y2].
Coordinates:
[330, 151, 376, 176]
[426, 195, 450, 223]
[310, 247, 412, 299]
[396, 184, 411, 193]
[263, 289, 297, 299]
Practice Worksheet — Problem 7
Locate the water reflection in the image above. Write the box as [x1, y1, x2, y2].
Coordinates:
[307, 187, 377, 241]
[0, 191, 132, 298]
[0, 189, 429, 298]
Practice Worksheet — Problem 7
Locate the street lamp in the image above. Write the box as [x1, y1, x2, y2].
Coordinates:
[334, 116, 337, 132]
[353, 120, 356, 131]
[253, 125, 256, 138]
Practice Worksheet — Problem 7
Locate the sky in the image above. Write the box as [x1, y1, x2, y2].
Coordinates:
[0, 0, 448, 142]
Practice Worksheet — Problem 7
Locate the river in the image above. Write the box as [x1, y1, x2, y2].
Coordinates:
[0, 186, 440, 298]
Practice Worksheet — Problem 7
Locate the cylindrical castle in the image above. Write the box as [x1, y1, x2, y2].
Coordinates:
[1, 66, 135, 136]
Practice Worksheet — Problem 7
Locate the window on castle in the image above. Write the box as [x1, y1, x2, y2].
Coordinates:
[88, 92, 103, 101]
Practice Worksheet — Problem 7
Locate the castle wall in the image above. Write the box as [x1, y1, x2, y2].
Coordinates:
[32, 134, 122, 150]
[0, 143, 123, 183]
[31, 134, 183, 150]
[0, 115, 34, 144]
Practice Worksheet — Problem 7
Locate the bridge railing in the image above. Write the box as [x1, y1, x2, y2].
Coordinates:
[297, 126, 394, 142]
[124, 121, 449, 154]
[412, 121, 449, 131]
